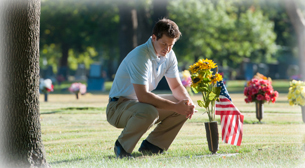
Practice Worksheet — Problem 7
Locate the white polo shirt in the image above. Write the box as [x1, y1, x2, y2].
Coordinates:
[109, 37, 179, 100]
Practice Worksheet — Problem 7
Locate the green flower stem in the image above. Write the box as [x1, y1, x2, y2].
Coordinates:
[201, 91, 208, 118]
[210, 100, 215, 121]
[202, 91, 216, 122]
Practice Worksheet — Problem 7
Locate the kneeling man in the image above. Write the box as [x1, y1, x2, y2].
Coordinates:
[106, 18, 196, 158]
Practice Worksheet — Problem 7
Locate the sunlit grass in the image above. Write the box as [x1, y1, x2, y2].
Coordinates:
[40, 92, 305, 168]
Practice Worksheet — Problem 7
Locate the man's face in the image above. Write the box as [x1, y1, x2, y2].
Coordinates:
[152, 34, 176, 57]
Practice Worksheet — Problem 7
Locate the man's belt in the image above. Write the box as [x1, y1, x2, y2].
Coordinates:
[109, 97, 119, 102]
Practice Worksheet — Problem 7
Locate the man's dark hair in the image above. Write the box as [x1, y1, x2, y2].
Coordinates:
[152, 18, 181, 40]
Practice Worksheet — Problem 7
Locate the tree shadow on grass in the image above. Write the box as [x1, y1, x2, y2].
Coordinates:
[50, 155, 117, 166]
[61, 107, 104, 111]
[133, 152, 239, 160]
[41, 110, 63, 115]
[251, 121, 266, 124]
[243, 119, 266, 124]
[103, 152, 159, 160]
[132, 152, 158, 158]
[104, 153, 152, 159]
[50, 158, 86, 165]
[40, 107, 105, 115]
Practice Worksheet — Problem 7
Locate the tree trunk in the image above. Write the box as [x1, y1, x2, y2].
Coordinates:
[58, 43, 69, 80]
[0, 0, 49, 167]
[60, 43, 69, 68]
[194, 55, 199, 63]
[151, 0, 168, 26]
[136, 3, 152, 44]
[118, 2, 137, 64]
[108, 47, 116, 80]
[284, 0, 305, 80]
[297, 30, 305, 80]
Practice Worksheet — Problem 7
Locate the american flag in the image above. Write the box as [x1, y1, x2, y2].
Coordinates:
[216, 80, 244, 146]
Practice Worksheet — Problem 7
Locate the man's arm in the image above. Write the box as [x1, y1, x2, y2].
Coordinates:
[166, 76, 196, 118]
[166, 77, 193, 104]
[133, 84, 194, 117]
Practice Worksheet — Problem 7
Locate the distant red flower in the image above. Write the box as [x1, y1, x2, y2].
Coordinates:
[244, 78, 278, 104]
[259, 80, 268, 85]
[256, 94, 265, 101]
[243, 88, 248, 95]
[272, 91, 279, 98]
[251, 87, 259, 95]
[39, 78, 54, 93]
[264, 94, 270, 102]
[271, 97, 276, 103]
[245, 96, 253, 103]
[46, 84, 54, 92]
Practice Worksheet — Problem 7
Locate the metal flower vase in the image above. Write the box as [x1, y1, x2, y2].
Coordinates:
[204, 121, 219, 154]
[301, 106, 305, 123]
[255, 101, 264, 122]
[75, 92, 79, 99]
[44, 93, 48, 102]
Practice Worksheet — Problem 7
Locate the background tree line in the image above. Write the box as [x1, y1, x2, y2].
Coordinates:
[40, 0, 304, 80]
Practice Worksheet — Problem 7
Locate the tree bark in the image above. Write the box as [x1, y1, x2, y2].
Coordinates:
[136, 2, 152, 44]
[118, 1, 137, 64]
[0, 0, 49, 167]
[109, 45, 119, 80]
[58, 43, 69, 80]
[284, 0, 305, 80]
[151, 0, 168, 27]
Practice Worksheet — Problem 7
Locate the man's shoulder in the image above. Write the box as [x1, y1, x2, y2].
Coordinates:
[166, 50, 177, 61]
[132, 44, 149, 56]
[168, 49, 176, 57]
[125, 44, 150, 62]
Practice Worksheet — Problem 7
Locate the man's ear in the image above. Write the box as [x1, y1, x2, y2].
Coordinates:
[152, 34, 157, 41]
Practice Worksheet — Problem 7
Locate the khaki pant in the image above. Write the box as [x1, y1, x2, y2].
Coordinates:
[106, 94, 188, 153]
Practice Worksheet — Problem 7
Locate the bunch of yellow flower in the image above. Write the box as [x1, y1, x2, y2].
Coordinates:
[288, 80, 305, 106]
[189, 58, 222, 92]
[189, 58, 223, 122]
[189, 59, 217, 73]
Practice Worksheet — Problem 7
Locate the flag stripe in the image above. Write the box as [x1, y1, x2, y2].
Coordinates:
[233, 116, 241, 146]
[218, 98, 231, 102]
[216, 104, 236, 108]
[222, 115, 228, 143]
[237, 115, 244, 145]
[216, 80, 244, 146]
[232, 116, 239, 145]
[227, 115, 234, 144]
[236, 117, 242, 145]
[216, 109, 241, 115]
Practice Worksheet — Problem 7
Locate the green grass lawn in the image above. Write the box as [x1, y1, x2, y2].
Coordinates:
[40, 92, 305, 168]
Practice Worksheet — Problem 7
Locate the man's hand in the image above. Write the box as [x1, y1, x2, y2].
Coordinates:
[187, 101, 197, 119]
[133, 83, 197, 118]
[175, 99, 197, 119]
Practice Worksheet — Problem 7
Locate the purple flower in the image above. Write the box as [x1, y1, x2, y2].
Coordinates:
[69, 83, 87, 95]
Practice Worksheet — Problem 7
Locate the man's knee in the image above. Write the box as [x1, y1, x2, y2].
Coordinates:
[134, 103, 159, 122]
